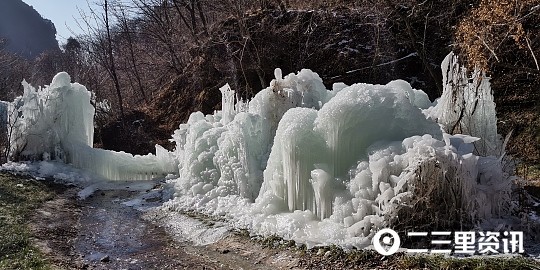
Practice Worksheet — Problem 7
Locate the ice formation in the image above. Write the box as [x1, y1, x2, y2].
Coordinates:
[9, 72, 95, 160]
[165, 58, 513, 247]
[7, 72, 176, 180]
[2, 53, 514, 248]
[430, 52, 500, 156]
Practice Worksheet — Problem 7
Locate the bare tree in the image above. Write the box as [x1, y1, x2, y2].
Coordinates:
[114, 5, 148, 103]
[0, 42, 30, 101]
[75, 0, 126, 121]
[103, 0, 125, 120]
[171, 0, 209, 39]
[133, 0, 185, 73]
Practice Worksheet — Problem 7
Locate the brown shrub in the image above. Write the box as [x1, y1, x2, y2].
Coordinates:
[456, 0, 540, 71]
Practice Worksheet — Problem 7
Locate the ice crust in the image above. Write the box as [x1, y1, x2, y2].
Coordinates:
[4, 55, 514, 248]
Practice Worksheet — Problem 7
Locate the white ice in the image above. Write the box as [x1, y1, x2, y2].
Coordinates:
[7, 72, 177, 180]
[164, 54, 514, 248]
[2, 53, 516, 249]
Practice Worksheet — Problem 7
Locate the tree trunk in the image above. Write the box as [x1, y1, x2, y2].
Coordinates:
[104, 0, 125, 121]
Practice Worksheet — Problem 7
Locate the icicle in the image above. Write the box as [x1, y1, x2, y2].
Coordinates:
[433, 52, 500, 156]
[219, 83, 236, 124]
[310, 168, 333, 219]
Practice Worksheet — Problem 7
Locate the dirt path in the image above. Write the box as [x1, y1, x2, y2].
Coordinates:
[29, 181, 302, 270]
[22, 177, 540, 270]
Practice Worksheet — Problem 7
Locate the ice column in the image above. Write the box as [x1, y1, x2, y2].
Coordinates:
[435, 52, 499, 156]
[220, 83, 236, 124]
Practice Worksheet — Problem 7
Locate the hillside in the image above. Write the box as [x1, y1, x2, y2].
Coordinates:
[0, 0, 58, 58]
[148, 6, 539, 170]
[149, 6, 461, 146]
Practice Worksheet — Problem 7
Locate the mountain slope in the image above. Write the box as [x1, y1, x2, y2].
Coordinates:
[0, 0, 58, 58]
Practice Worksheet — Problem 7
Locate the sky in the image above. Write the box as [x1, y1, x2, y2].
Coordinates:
[21, 0, 99, 43]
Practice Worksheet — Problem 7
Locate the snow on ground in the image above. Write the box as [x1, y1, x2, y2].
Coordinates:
[145, 209, 231, 246]
[1, 53, 532, 251]
[2, 160, 101, 184]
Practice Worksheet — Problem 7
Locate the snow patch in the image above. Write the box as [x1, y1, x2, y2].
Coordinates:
[145, 209, 230, 246]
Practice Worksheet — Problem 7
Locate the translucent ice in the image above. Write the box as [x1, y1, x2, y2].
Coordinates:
[3, 53, 515, 248]
[430, 52, 500, 155]
[7, 72, 176, 180]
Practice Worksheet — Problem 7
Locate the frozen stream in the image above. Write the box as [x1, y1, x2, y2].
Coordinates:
[75, 182, 170, 268]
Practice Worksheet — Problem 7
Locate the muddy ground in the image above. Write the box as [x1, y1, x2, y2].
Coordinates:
[28, 182, 310, 270]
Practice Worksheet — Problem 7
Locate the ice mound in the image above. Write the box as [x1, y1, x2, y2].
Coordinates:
[165, 56, 513, 248]
[260, 82, 442, 220]
[9, 72, 95, 159]
[2, 53, 514, 248]
[7, 72, 176, 180]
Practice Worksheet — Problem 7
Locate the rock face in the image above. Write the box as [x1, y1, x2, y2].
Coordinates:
[0, 0, 58, 59]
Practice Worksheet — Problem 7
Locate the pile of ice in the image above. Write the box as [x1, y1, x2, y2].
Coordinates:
[6, 72, 176, 180]
[431, 52, 501, 156]
[1, 52, 515, 248]
[164, 52, 514, 247]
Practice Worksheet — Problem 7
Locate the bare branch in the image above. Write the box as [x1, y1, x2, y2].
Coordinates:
[475, 33, 500, 62]
[525, 36, 540, 71]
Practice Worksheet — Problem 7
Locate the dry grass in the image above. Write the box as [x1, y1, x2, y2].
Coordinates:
[0, 173, 54, 270]
[392, 157, 477, 233]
